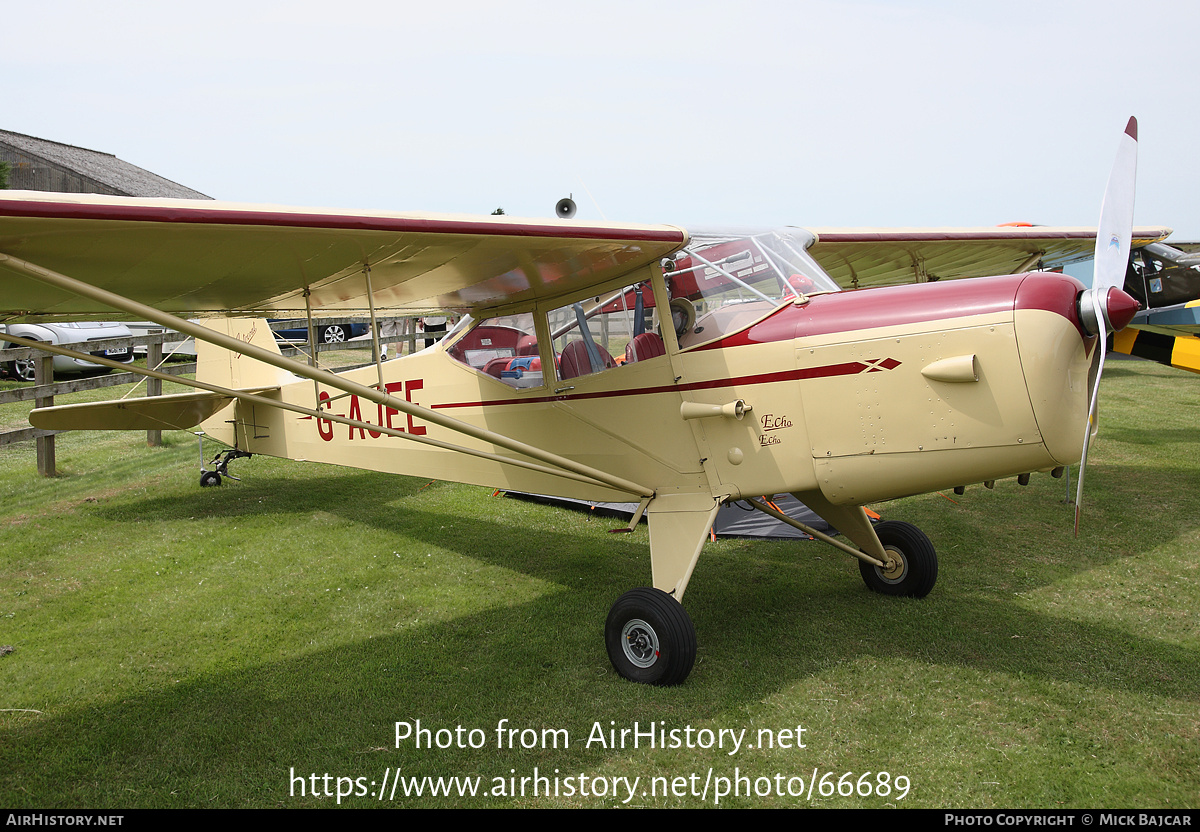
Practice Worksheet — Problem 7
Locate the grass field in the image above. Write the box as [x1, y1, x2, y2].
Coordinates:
[0, 358, 1196, 808]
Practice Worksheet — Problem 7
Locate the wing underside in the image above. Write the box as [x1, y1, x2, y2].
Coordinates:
[0, 191, 687, 320]
[809, 226, 1173, 289]
[0, 192, 1177, 316]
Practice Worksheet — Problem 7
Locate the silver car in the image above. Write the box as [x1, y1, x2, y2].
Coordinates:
[1, 321, 135, 381]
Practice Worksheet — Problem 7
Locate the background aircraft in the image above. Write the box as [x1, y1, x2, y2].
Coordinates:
[1108, 241, 1200, 373]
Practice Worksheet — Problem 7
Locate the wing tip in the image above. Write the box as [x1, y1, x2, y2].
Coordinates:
[1125, 116, 1138, 141]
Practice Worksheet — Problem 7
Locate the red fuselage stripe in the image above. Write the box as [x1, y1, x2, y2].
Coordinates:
[431, 360, 894, 410]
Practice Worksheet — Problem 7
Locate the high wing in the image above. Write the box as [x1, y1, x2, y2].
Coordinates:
[808, 225, 1173, 289]
[0, 191, 686, 320]
[2, 191, 1174, 314]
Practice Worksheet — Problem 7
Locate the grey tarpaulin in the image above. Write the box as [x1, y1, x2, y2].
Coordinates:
[502, 492, 851, 539]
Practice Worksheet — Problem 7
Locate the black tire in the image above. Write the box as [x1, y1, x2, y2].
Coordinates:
[320, 325, 347, 344]
[605, 587, 696, 686]
[200, 471, 222, 488]
[859, 520, 937, 598]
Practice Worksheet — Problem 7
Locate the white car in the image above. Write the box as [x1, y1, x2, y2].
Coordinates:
[122, 322, 197, 358]
[0, 321, 136, 381]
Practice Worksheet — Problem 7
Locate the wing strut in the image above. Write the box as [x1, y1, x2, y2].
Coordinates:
[0, 252, 655, 498]
[363, 265, 385, 390]
[743, 497, 885, 567]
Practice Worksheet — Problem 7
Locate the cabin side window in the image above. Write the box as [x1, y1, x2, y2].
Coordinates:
[446, 312, 543, 389]
[548, 281, 665, 381]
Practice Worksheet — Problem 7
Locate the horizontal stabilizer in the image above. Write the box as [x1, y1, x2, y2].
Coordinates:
[29, 389, 273, 431]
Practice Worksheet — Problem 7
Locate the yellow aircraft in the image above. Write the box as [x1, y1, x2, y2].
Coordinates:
[0, 118, 1164, 685]
[1106, 241, 1200, 374]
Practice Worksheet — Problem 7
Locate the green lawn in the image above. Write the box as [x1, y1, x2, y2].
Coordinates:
[0, 358, 1196, 808]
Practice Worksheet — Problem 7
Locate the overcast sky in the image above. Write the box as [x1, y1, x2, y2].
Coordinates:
[7, 0, 1199, 239]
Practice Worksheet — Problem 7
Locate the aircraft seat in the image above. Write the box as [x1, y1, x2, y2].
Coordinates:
[483, 357, 510, 378]
[559, 339, 616, 379]
[625, 332, 665, 363]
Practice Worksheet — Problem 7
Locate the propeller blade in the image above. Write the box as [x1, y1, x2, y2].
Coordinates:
[1074, 330, 1107, 536]
[1074, 117, 1138, 536]
[1093, 116, 1138, 293]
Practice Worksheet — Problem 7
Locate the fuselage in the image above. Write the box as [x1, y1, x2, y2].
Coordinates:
[200, 270, 1101, 509]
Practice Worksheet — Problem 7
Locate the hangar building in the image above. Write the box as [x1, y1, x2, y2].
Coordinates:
[0, 129, 210, 199]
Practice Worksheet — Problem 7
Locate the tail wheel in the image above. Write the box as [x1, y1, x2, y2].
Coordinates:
[605, 587, 696, 686]
[859, 520, 937, 598]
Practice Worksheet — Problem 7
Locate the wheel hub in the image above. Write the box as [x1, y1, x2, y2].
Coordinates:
[14, 358, 36, 382]
[621, 618, 660, 668]
[879, 547, 907, 582]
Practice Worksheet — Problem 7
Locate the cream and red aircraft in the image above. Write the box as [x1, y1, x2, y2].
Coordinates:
[0, 119, 1166, 685]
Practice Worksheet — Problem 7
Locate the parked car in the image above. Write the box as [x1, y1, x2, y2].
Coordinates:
[121, 322, 197, 358]
[269, 320, 370, 344]
[0, 321, 136, 381]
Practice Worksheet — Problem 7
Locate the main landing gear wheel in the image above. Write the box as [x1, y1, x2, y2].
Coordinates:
[199, 471, 222, 487]
[858, 520, 938, 598]
[605, 587, 696, 686]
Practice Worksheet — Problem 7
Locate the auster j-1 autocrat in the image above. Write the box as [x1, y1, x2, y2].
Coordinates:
[0, 118, 1166, 685]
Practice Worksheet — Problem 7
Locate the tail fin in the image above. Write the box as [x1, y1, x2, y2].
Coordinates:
[196, 318, 293, 445]
[196, 318, 292, 390]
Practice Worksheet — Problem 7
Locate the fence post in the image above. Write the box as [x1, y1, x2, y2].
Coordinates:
[146, 330, 163, 447]
[34, 351, 55, 477]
